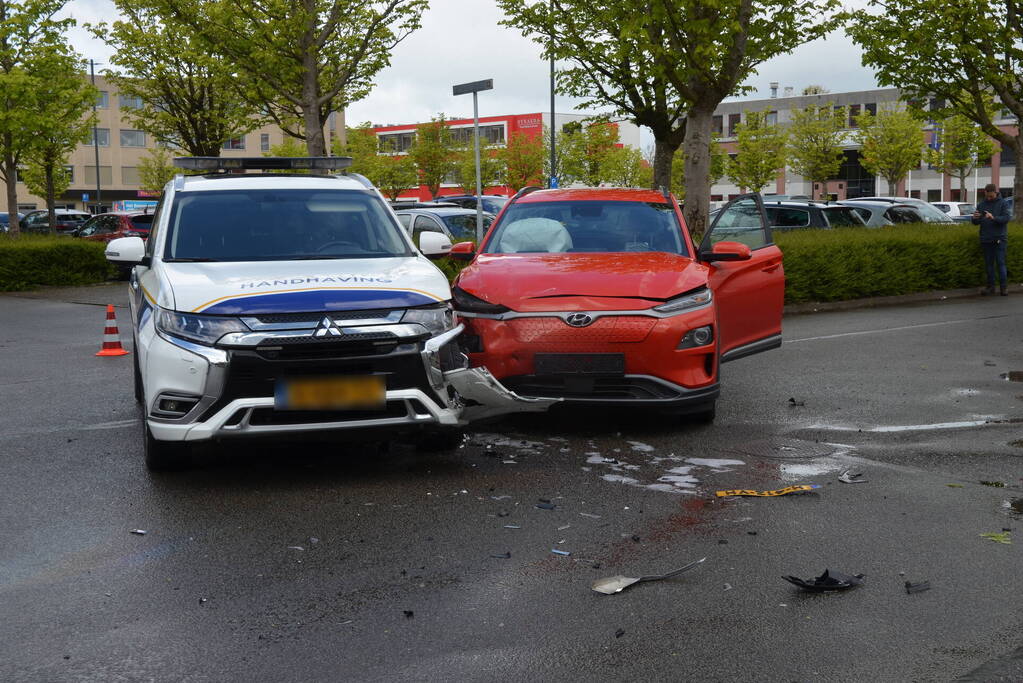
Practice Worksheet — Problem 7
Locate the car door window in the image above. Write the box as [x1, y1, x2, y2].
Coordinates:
[822, 207, 864, 227]
[78, 217, 101, 236]
[412, 215, 445, 244]
[396, 214, 412, 229]
[703, 195, 769, 250]
[886, 207, 919, 224]
[96, 216, 118, 234]
[764, 207, 810, 228]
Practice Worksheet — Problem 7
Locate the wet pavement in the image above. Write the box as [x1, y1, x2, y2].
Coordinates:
[1, 285, 1022, 681]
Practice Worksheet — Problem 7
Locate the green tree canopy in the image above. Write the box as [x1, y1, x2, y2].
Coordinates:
[787, 104, 847, 200]
[926, 113, 995, 200]
[600, 146, 653, 188]
[455, 139, 504, 194]
[848, 0, 1023, 219]
[500, 131, 544, 191]
[852, 107, 924, 196]
[91, 3, 260, 157]
[336, 124, 418, 200]
[727, 110, 788, 192]
[149, 0, 428, 156]
[410, 115, 456, 200]
[137, 146, 178, 194]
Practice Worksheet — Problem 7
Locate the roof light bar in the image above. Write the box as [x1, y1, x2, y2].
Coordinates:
[173, 156, 353, 171]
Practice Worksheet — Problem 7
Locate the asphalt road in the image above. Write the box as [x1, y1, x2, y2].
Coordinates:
[1, 283, 1022, 682]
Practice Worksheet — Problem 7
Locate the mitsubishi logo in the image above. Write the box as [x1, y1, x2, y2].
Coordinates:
[565, 313, 594, 328]
[314, 316, 342, 337]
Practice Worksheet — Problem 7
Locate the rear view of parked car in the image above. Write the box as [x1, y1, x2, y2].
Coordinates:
[394, 207, 495, 245]
[761, 200, 867, 232]
[843, 197, 954, 223]
[21, 209, 92, 234]
[838, 200, 931, 227]
[931, 202, 975, 222]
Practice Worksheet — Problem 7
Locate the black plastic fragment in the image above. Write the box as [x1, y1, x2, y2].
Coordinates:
[535, 502, 556, 510]
[782, 569, 864, 592]
[403, 610, 414, 619]
[615, 628, 625, 638]
[490, 552, 511, 559]
[788, 397, 806, 407]
[905, 581, 931, 594]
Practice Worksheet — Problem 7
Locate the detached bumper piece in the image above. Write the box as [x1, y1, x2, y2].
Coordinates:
[445, 367, 561, 424]
[782, 569, 864, 592]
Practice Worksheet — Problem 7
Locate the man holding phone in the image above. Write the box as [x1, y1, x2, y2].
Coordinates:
[971, 183, 1011, 296]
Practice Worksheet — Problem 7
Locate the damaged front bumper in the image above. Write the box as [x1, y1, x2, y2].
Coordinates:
[445, 366, 561, 424]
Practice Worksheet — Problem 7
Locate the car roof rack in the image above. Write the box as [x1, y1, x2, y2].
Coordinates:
[173, 156, 354, 171]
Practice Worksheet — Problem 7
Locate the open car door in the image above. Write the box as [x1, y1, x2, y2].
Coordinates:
[699, 194, 784, 362]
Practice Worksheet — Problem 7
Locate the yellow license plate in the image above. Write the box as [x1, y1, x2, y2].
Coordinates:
[275, 375, 386, 410]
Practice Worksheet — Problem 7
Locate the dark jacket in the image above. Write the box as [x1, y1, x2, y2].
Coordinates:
[972, 195, 1010, 242]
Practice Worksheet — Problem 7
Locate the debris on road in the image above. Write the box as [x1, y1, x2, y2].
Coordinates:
[723, 583, 733, 591]
[905, 581, 931, 594]
[403, 610, 414, 619]
[946, 483, 964, 488]
[984, 360, 997, 367]
[782, 569, 864, 592]
[591, 557, 706, 595]
[536, 501, 557, 510]
[129, 529, 147, 535]
[980, 531, 1012, 544]
[558, 525, 571, 531]
[788, 397, 806, 407]
[287, 546, 304, 551]
[551, 549, 571, 556]
[503, 525, 521, 529]
[490, 552, 512, 559]
[615, 628, 626, 638]
[839, 470, 868, 484]
[579, 512, 602, 519]
[491, 495, 511, 500]
[980, 480, 1006, 488]
[715, 485, 821, 498]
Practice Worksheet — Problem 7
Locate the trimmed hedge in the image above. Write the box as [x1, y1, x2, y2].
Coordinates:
[0, 234, 116, 291]
[776, 222, 1022, 303]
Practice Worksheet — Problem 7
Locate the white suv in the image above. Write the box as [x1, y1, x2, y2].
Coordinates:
[105, 157, 551, 470]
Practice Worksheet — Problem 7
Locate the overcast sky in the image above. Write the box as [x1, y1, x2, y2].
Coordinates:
[61, 0, 879, 138]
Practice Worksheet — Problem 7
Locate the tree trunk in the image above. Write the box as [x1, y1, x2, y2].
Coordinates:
[301, 44, 326, 158]
[1015, 141, 1023, 222]
[959, 175, 967, 203]
[45, 164, 56, 235]
[652, 137, 680, 193]
[4, 149, 18, 236]
[682, 105, 715, 237]
[886, 177, 897, 196]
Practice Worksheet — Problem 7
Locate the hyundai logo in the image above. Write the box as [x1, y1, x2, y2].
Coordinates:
[565, 313, 594, 328]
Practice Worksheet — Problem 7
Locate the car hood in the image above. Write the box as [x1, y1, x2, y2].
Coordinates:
[161, 257, 451, 314]
[456, 252, 709, 312]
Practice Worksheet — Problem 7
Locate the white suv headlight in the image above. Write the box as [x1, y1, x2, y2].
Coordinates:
[156, 308, 249, 345]
[653, 288, 713, 314]
[402, 304, 455, 336]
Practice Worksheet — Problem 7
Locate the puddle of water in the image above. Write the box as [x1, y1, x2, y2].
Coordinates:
[780, 460, 845, 480]
[472, 433, 548, 450]
[685, 458, 745, 471]
[627, 440, 655, 452]
[1002, 499, 1023, 517]
[602, 474, 640, 485]
[952, 388, 981, 396]
[816, 420, 998, 433]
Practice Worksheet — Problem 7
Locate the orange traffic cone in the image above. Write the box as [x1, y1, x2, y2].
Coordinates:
[96, 304, 130, 357]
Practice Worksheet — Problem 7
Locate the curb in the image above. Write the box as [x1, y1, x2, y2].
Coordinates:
[784, 283, 1021, 315]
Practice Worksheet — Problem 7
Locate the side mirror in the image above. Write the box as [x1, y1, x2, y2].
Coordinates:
[699, 240, 752, 263]
[449, 241, 476, 261]
[418, 231, 452, 259]
[105, 236, 146, 266]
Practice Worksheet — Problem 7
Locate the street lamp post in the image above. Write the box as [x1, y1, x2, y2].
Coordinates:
[549, 0, 557, 189]
[90, 59, 102, 213]
[453, 78, 494, 243]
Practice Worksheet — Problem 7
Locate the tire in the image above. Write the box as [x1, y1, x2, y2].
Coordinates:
[688, 402, 717, 425]
[417, 428, 466, 452]
[143, 421, 191, 471]
[132, 346, 143, 404]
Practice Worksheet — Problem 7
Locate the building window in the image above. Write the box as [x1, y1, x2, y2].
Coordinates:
[96, 91, 108, 108]
[450, 124, 506, 146]
[377, 131, 415, 153]
[122, 166, 140, 185]
[1001, 145, 1017, 167]
[17, 203, 37, 212]
[765, 110, 778, 125]
[63, 165, 74, 183]
[864, 102, 877, 116]
[84, 166, 113, 185]
[85, 128, 110, 147]
[222, 136, 246, 150]
[119, 94, 144, 110]
[727, 113, 741, 136]
[712, 115, 723, 135]
[848, 104, 861, 128]
[119, 129, 146, 147]
[927, 189, 941, 202]
[260, 133, 270, 152]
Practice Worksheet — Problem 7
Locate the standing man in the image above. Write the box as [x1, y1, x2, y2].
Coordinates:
[972, 183, 1010, 296]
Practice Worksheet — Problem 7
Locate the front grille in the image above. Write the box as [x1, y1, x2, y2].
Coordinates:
[201, 344, 439, 420]
[251, 309, 395, 324]
[508, 316, 655, 343]
[502, 374, 682, 400]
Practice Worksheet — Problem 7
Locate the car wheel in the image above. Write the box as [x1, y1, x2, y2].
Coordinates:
[417, 428, 466, 452]
[688, 402, 717, 425]
[132, 345, 143, 404]
[143, 421, 191, 471]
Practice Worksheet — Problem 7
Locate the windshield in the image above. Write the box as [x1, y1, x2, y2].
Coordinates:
[442, 213, 493, 241]
[165, 189, 411, 261]
[130, 215, 154, 230]
[482, 197, 508, 214]
[911, 202, 953, 222]
[484, 200, 687, 255]
[822, 207, 864, 227]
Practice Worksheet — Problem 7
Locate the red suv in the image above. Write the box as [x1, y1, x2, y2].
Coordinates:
[449, 189, 784, 422]
[74, 212, 154, 242]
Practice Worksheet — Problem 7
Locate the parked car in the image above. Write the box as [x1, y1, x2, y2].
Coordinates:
[761, 200, 867, 231]
[930, 201, 975, 222]
[842, 196, 955, 223]
[74, 211, 155, 242]
[0, 211, 23, 232]
[430, 194, 509, 215]
[394, 207, 495, 245]
[21, 209, 92, 234]
[837, 200, 929, 226]
[449, 188, 785, 423]
[389, 200, 459, 210]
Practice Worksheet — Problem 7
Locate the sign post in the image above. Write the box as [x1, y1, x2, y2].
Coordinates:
[452, 79, 494, 243]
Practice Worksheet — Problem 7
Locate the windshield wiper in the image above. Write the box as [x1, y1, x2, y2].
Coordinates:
[164, 257, 220, 262]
